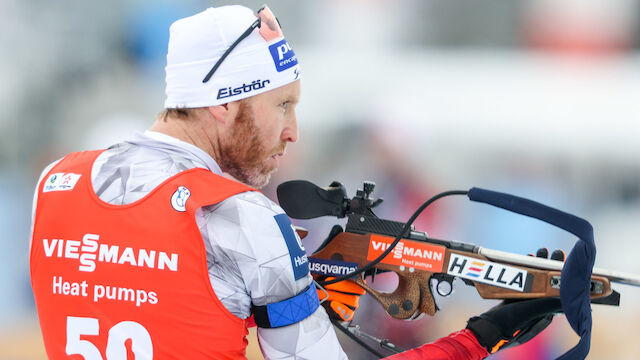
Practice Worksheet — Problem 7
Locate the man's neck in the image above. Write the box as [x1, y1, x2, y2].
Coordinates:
[149, 117, 221, 165]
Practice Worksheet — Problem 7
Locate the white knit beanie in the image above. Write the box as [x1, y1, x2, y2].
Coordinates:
[164, 5, 300, 108]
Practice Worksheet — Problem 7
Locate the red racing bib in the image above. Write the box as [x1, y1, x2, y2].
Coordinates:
[31, 150, 255, 359]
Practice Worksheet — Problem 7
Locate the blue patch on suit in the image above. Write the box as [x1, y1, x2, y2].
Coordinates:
[273, 213, 309, 280]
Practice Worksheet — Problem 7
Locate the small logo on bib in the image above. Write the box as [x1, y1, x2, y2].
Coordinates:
[171, 186, 191, 212]
[43, 173, 81, 192]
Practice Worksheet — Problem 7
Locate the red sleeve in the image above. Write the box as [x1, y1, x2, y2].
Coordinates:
[383, 329, 489, 360]
[246, 315, 257, 328]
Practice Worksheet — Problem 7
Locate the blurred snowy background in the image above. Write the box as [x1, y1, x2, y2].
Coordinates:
[1, 0, 639, 359]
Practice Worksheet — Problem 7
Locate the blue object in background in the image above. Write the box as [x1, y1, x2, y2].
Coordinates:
[125, 0, 202, 76]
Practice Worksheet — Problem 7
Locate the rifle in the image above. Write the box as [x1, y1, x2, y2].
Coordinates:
[277, 180, 640, 357]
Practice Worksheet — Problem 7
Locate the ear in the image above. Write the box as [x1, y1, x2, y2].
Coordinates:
[207, 101, 240, 125]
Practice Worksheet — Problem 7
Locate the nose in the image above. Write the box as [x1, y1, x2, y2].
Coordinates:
[281, 110, 298, 143]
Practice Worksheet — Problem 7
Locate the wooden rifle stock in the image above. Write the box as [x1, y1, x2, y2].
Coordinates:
[310, 231, 615, 320]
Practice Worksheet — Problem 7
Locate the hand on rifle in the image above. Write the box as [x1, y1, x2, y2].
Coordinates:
[316, 276, 366, 322]
[466, 248, 566, 354]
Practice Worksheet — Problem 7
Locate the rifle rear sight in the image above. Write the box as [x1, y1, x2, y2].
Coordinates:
[349, 181, 384, 216]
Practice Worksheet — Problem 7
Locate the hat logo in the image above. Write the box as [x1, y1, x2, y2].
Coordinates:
[268, 39, 298, 72]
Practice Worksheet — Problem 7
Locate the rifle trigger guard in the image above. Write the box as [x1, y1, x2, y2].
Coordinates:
[431, 274, 455, 297]
[315, 279, 329, 304]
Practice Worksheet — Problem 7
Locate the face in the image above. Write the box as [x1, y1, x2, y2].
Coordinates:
[218, 80, 300, 188]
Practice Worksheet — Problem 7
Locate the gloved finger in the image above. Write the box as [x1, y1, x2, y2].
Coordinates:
[317, 289, 329, 302]
[551, 249, 566, 261]
[327, 301, 355, 322]
[536, 247, 549, 258]
[323, 277, 366, 295]
[325, 290, 360, 308]
[317, 289, 360, 308]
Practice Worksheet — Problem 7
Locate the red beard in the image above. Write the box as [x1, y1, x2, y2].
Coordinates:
[218, 101, 284, 188]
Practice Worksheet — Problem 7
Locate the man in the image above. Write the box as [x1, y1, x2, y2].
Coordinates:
[30, 5, 561, 359]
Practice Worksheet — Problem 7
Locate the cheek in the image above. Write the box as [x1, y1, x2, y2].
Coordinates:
[262, 113, 285, 140]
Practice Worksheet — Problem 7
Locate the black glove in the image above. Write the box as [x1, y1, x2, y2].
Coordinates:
[466, 247, 566, 354]
[466, 297, 563, 354]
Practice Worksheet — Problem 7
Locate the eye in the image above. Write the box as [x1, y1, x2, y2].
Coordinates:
[280, 101, 288, 109]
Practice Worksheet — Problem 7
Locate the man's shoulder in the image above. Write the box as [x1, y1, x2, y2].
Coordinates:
[205, 190, 285, 227]
[228, 191, 283, 214]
